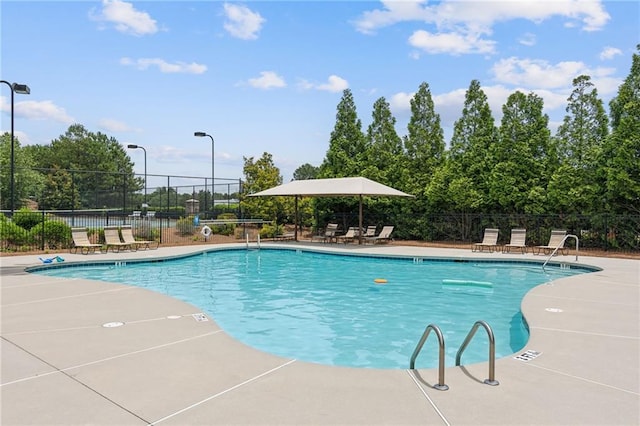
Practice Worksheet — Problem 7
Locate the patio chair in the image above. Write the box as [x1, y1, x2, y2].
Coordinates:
[363, 226, 377, 238]
[336, 227, 359, 244]
[533, 230, 568, 255]
[502, 229, 528, 254]
[104, 226, 133, 252]
[312, 223, 339, 243]
[364, 226, 394, 244]
[472, 228, 499, 252]
[70, 228, 104, 254]
[121, 226, 159, 250]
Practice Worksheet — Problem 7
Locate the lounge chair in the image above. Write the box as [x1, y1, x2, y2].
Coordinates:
[337, 227, 359, 244]
[363, 226, 377, 238]
[104, 226, 133, 252]
[533, 230, 568, 255]
[312, 223, 339, 243]
[70, 228, 104, 254]
[364, 226, 394, 244]
[130, 211, 141, 220]
[472, 228, 499, 252]
[502, 229, 528, 254]
[121, 226, 159, 250]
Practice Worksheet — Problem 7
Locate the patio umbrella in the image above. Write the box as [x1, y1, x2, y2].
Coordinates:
[248, 176, 414, 243]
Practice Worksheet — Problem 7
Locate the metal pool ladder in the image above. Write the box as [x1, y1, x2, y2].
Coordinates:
[455, 320, 499, 386]
[409, 324, 449, 391]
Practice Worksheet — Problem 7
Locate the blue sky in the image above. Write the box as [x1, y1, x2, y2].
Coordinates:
[1, 1, 637, 187]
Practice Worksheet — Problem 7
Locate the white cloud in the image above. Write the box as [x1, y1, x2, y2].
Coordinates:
[298, 75, 349, 92]
[389, 92, 414, 112]
[518, 32, 536, 47]
[0, 97, 74, 124]
[120, 57, 207, 74]
[91, 0, 158, 36]
[599, 46, 622, 60]
[247, 71, 286, 89]
[409, 30, 496, 55]
[354, 0, 610, 56]
[354, 0, 610, 34]
[223, 3, 265, 40]
[98, 118, 136, 132]
[491, 57, 590, 89]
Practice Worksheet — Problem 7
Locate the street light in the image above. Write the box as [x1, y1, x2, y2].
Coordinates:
[194, 131, 214, 213]
[1, 80, 30, 214]
[127, 144, 147, 207]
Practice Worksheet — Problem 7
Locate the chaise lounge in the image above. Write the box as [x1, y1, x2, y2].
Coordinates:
[472, 228, 499, 252]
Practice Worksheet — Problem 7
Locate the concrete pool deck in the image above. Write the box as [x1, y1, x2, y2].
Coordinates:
[1, 243, 638, 425]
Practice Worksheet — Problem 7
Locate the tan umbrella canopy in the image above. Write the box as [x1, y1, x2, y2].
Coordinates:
[248, 177, 414, 243]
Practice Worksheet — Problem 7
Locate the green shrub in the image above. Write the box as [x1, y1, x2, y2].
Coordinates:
[12, 208, 43, 230]
[177, 216, 196, 236]
[212, 213, 237, 236]
[38, 221, 72, 249]
[0, 219, 30, 248]
[259, 223, 283, 238]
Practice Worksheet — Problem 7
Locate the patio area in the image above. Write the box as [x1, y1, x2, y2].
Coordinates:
[1, 243, 638, 425]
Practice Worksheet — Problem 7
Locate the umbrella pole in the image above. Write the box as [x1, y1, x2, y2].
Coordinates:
[359, 195, 363, 245]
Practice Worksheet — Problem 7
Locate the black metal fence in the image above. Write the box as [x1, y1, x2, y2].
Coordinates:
[3, 208, 638, 256]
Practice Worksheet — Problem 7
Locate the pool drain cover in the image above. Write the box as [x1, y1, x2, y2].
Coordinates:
[103, 321, 125, 328]
[192, 313, 208, 322]
[514, 350, 541, 362]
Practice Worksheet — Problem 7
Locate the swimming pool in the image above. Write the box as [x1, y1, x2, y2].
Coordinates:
[31, 248, 595, 369]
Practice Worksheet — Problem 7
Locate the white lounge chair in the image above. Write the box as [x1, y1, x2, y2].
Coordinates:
[534, 230, 568, 255]
[472, 228, 499, 252]
[70, 228, 104, 254]
[364, 226, 394, 244]
[503, 229, 528, 254]
[104, 226, 133, 252]
[121, 226, 159, 250]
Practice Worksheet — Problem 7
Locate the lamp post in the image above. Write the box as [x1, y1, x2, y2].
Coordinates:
[127, 144, 147, 207]
[194, 131, 214, 213]
[1, 80, 30, 214]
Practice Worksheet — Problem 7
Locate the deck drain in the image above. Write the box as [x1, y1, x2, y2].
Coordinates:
[514, 350, 541, 362]
[103, 321, 125, 328]
[166, 315, 181, 319]
[545, 307, 563, 313]
[192, 313, 208, 322]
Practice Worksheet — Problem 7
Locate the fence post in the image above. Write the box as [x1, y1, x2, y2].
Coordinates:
[40, 209, 45, 251]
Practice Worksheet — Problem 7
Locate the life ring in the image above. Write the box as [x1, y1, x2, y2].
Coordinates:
[201, 225, 212, 239]
[373, 278, 387, 284]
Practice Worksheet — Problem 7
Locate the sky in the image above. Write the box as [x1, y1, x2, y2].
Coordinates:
[1, 0, 638, 189]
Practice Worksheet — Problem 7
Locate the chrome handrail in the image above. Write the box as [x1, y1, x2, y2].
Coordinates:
[409, 324, 449, 391]
[542, 234, 579, 270]
[455, 320, 499, 386]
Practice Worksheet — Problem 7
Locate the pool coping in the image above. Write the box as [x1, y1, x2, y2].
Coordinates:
[2, 243, 638, 425]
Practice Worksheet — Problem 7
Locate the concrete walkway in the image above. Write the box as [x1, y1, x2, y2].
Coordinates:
[1, 243, 638, 425]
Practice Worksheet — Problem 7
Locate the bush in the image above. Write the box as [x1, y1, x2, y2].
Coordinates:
[38, 221, 72, 249]
[259, 223, 283, 238]
[0, 217, 30, 248]
[212, 212, 237, 236]
[12, 208, 43, 230]
[177, 216, 196, 236]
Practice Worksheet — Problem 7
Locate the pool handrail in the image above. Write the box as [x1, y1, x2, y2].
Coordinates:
[409, 324, 449, 391]
[455, 320, 499, 386]
[542, 234, 579, 271]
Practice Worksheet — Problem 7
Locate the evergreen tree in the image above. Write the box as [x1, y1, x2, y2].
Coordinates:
[602, 45, 640, 213]
[0, 133, 45, 209]
[363, 96, 403, 185]
[489, 91, 551, 213]
[319, 89, 366, 178]
[241, 152, 290, 221]
[549, 75, 608, 213]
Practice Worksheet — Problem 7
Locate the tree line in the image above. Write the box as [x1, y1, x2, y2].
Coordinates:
[241, 46, 639, 238]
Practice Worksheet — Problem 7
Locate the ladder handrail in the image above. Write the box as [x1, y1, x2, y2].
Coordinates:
[542, 234, 579, 270]
[455, 320, 499, 386]
[409, 324, 449, 391]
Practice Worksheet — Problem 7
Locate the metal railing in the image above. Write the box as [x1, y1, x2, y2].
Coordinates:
[409, 324, 449, 391]
[543, 234, 579, 270]
[455, 320, 499, 386]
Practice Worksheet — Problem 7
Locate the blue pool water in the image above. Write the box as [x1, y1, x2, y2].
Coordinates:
[32, 249, 594, 369]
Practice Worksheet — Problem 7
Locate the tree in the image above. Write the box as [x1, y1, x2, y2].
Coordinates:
[403, 82, 445, 196]
[489, 91, 552, 213]
[0, 133, 45, 210]
[362, 97, 404, 186]
[549, 75, 608, 213]
[241, 152, 291, 222]
[446, 80, 498, 212]
[319, 89, 367, 178]
[601, 45, 640, 213]
[34, 124, 137, 209]
[292, 163, 319, 180]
